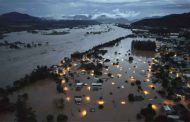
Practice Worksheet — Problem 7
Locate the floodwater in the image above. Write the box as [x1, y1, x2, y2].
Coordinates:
[0, 24, 131, 87]
[0, 37, 165, 122]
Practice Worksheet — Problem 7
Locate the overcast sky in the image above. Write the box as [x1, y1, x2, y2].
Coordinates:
[0, 0, 190, 20]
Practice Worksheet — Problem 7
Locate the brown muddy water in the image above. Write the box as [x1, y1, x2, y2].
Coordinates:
[0, 37, 165, 122]
[0, 24, 131, 87]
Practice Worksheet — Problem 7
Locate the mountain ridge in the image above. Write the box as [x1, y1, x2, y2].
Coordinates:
[62, 14, 130, 24]
[132, 12, 190, 28]
[0, 12, 99, 33]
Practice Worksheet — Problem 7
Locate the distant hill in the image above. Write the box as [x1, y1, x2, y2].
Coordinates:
[95, 15, 130, 24]
[62, 15, 91, 20]
[0, 12, 99, 33]
[132, 12, 190, 29]
[131, 16, 161, 23]
[0, 12, 40, 25]
[62, 14, 130, 24]
[73, 15, 91, 20]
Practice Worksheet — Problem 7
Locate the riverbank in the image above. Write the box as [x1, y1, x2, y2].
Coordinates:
[0, 24, 131, 87]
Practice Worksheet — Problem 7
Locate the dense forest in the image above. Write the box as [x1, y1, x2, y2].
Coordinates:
[132, 12, 190, 29]
[131, 41, 156, 51]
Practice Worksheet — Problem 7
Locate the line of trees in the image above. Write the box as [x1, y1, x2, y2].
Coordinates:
[15, 94, 37, 122]
[71, 35, 131, 60]
[0, 66, 51, 95]
[131, 40, 156, 51]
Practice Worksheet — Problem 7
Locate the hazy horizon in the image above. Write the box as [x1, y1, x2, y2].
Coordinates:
[0, 0, 190, 20]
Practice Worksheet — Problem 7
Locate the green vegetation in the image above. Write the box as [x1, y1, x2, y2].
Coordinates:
[0, 95, 15, 113]
[0, 40, 45, 49]
[128, 93, 135, 102]
[71, 35, 131, 60]
[57, 114, 68, 122]
[15, 94, 37, 122]
[140, 104, 156, 121]
[132, 12, 190, 29]
[44, 30, 69, 35]
[0, 66, 51, 95]
[132, 40, 156, 51]
[46, 114, 54, 122]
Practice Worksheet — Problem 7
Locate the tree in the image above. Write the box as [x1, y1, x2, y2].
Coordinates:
[128, 93, 135, 102]
[140, 104, 156, 121]
[46, 114, 54, 122]
[161, 80, 169, 88]
[26, 44, 31, 48]
[131, 40, 156, 51]
[129, 57, 134, 62]
[94, 70, 102, 76]
[57, 114, 68, 122]
[0, 95, 14, 113]
[136, 80, 141, 86]
[136, 113, 142, 120]
[15, 95, 37, 122]
[154, 115, 174, 122]
[22, 93, 28, 100]
[108, 73, 112, 77]
[98, 105, 104, 110]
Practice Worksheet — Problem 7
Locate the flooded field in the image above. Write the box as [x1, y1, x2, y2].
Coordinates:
[0, 24, 131, 87]
[0, 37, 165, 122]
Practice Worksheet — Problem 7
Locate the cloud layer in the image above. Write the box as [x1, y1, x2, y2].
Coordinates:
[84, 0, 141, 3]
[0, 0, 189, 20]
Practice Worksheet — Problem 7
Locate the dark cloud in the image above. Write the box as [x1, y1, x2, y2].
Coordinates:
[0, 0, 189, 20]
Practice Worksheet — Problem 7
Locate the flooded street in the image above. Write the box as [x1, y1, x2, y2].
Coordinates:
[0, 37, 165, 122]
[60, 38, 163, 122]
[0, 24, 131, 87]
